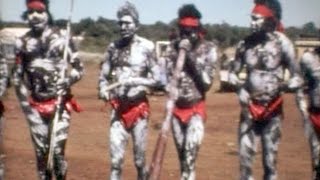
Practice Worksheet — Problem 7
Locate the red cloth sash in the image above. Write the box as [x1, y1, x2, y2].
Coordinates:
[29, 96, 82, 117]
[249, 96, 283, 121]
[309, 112, 320, 135]
[173, 100, 206, 125]
[110, 99, 149, 130]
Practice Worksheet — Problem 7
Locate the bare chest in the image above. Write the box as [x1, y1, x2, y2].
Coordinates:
[245, 40, 282, 71]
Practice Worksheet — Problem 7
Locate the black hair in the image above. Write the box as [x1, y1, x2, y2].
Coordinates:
[178, 4, 201, 19]
[117, 1, 139, 25]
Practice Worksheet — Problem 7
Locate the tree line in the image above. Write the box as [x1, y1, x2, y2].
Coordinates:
[1, 17, 319, 53]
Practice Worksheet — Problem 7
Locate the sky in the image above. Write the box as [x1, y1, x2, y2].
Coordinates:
[1, 0, 319, 28]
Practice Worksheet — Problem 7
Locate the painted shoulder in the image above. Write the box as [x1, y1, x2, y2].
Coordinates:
[15, 29, 32, 49]
[301, 49, 318, 65]
[199, 40, 218, 57]
[274, 31, 293, 47]
[135, 35, 155, 51]
[106, 41, 117, 53]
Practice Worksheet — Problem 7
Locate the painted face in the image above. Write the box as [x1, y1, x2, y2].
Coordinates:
[27, 9, 48, 30]
[118, 15, 137, 39]
[250, 13, 265, 32]
[179, 26, 198, 43]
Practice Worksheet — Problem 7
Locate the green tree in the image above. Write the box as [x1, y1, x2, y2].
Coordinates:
[286, 26, 302, 40]
[301, 22, 318, 36]
[0, 20, 3, 29]
[69, 16, 308, 53]
[75, 17, 95, 34]
[55, 19, 68, 28]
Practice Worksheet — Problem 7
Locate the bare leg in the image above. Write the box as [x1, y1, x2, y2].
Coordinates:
[109, 110, 129, 180]
[132, 118, 148, 180]
[172, 115, 204, 180]
[53, 109, 71, 180]
[23, 109, 51, 180]
[239, 109, 257, 180]
[296, 90, 320, 178]
[16, 86, 51, 179]
[261, 115, 282, 180]
[0, 115, 4, 179]
[301, 114, 320, 179]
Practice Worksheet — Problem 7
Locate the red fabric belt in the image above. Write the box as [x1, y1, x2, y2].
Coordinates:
[249, 96, 283, 121]
[110, 99, 149, 130]
[173, 100, 206, 125]
[29, 96, 82, 118]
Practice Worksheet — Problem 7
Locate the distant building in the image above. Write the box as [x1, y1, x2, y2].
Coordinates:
[155, 41, 170, 59]
[294, 34, 320, 59]
[0, 27, 29, 60]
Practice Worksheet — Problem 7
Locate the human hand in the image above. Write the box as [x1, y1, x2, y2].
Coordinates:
[287, 76, 303, 90]
[99, 90, 111, 101]
[120, 77, 137, 86]
[56, 78, 71, 96]
[238, 88, 250, 106]
[165, 83, 179, 100]
[228, 73, 239, 86]
[179, 39, 192, 51]
[120, 76, 148, 87]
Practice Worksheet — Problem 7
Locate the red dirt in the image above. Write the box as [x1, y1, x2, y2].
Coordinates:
[2, 62, 313, 180]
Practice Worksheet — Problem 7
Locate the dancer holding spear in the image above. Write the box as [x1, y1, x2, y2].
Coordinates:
[13, 0, 83, 179]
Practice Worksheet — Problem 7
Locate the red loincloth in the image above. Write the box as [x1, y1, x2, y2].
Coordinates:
[110, 99, 149, 130]
[29, 96, 82, 117]
[249, 96, 283, 121]
[173, 100, 206, 125]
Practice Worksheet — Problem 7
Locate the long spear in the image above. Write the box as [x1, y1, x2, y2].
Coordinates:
[46, 0, 74, 172]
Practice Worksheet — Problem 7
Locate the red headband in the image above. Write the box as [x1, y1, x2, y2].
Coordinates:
[27, 1, 46, 11]
[179, 17, 199, 27]
[252, 4, 284, 32]
[252, 4, 274, 18]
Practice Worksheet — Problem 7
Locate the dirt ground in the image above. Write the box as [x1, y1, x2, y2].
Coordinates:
[1, 62, 314, 180]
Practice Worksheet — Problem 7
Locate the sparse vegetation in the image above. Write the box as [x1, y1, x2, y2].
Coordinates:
[1, 17, 318, 53]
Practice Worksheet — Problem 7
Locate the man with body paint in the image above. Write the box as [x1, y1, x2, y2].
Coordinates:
[0, 31, 9, 180]
[165, 4, 218, 180]
[298, 45, 320, 179]
[228, 0, 303, 179]
[12, 0, 83, 179]
[98, 2, 161, 180]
